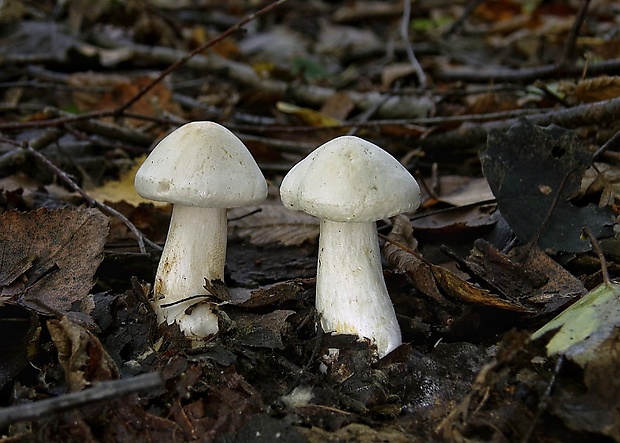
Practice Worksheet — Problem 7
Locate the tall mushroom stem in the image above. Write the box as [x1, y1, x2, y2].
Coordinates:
[153, 205, 226, 337]
[316, 219, 402, 357]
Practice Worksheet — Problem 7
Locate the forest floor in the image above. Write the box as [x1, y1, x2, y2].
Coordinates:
[0, 0, 620, 442]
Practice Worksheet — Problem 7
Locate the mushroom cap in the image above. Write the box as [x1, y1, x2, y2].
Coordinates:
[280, 136, 420, 222]
[135, 121, 267, 207]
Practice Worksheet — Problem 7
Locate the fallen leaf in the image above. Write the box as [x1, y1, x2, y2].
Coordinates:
[320, 92, 355, 121]
[88, 155, 165, 206]
[385, 216, 530, 312]
[531, 281, 620, 367]
[276, 101, 342, 127]
[551, 329, 620, 441]
[411, 204, 499, 238]
[434, 176, 495, 207]
[48, 316, 119, 392]
[454, 239, 586, 313]
[227, 309, 295, 349]
[0, 207, 108, 316]
[228, 204, 320, 246]
[474, 0, 523, 22]
[559, 76, 620, 104]
[68, 73, 182, 125]
[482, 119, 614, 253]
[430, 265, 530, 312]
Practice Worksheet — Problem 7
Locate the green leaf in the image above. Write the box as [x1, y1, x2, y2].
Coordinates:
[531, 281, 620, 367]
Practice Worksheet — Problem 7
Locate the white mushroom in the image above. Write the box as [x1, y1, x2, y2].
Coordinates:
[280, 136, 420, 357]
[135, 121, 267, 340]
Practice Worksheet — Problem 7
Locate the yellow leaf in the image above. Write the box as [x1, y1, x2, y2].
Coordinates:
[276, 101, 342, 127]
[531, 281, 620, 367]
[88, 156, 167, 207]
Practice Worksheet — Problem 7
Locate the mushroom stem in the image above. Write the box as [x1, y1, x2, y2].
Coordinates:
[153, 205, 226, 336]
[316, 219, 402, 357]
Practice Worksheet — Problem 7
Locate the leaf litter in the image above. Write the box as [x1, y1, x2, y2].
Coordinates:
[0, 1, 620, 441]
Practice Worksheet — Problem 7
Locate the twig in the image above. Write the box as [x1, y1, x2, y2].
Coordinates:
[592, 127, 620, 161]
[558, 0, 592, 68]
[419, 96, 620, 151]
[443, 0, 486, 36]
[400, 0, 427, 88]
[582, 226, 611, 286]
[0, 372, 164, 428]
[24, 145, 160, 254]
[435, 58, 620, 83]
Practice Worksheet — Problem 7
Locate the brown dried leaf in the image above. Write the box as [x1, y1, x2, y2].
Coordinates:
[430, 265, 530, 312]
[385, 215, 530, 312]
[320, 92, 355, 121]
[384, 217, 448, 306]
[509, 245, 587, 313]
[239, 281, 306, 309]
[68, 73, 182, 125]
[228, 204, 319, 246]
[47, 316, 119, 392]
[559, 76, 620, 104]
[0, 208, 109, 316]
[454, 239, 549, 301]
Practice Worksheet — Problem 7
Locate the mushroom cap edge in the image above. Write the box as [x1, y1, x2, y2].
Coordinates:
[135, 121, 267, 208]
[280, 135, 420, 222]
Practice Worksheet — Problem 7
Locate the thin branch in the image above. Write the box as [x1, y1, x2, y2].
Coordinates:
[443, 0, 486, 36]
[25, 145, 160, 254]
[400, 0, 427, 88]
[592, 127, 620, 161]
[435, 58, 620, 83]
[419, 96, 620, 151]
[94, 40, 434, 119]
[0, 372, 164, 428]
[583, 226, 611, 286]
[558, 0, 592, 68]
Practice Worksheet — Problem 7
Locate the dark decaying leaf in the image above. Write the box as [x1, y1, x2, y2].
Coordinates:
[452, 239, 587, 314]
[226, 309, 295, 349]
[453, 238, 549, 297]
[439, 330, 620, 442]
[228, 204, 320, 246]
[481, 119, 614, 253]
[238, 280, 308, 309]
[0, 208, 108, 316]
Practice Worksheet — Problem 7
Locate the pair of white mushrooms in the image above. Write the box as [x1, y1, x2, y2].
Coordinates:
[135, 121, 420, 357]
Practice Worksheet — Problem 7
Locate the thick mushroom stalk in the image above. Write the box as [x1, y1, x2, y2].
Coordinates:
[134, 121, 267, 341]
[280, 135, 420, 358]
[316, 220, 401, 356]
[152, 205, 226, 338]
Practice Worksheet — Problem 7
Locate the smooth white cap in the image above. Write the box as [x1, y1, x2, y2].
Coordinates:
[135, 121, 267, 207]
[280, 136, 420, 222]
